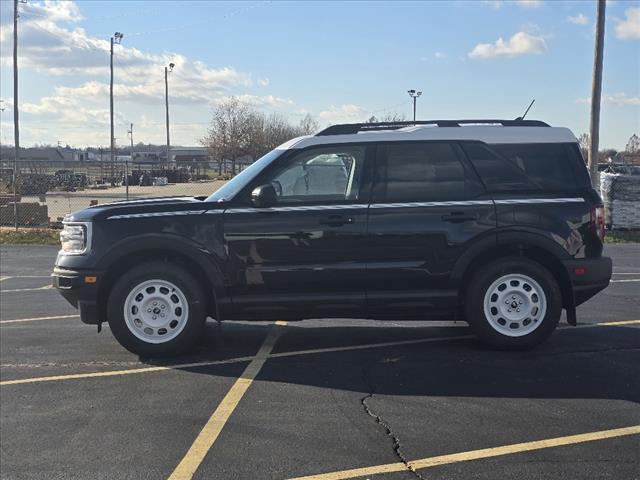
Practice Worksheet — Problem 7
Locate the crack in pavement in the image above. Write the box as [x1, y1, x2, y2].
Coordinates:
[360, 361, 427, 480]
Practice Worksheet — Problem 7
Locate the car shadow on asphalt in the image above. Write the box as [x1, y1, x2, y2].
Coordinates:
[136, 321, 640, 403]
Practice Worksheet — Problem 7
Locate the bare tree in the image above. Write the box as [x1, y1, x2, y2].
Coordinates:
[201, 98, 319, 174]
[298, 114, 320, 135]
[366, 113, 407, 123]
[625, 134, 639, 153]
[201, 97, 253, 175]
[578, 133, 590, 161]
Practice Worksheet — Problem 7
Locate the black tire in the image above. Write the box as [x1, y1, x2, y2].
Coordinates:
[107, 260, 206, 357]
[464, 257, 562, 350]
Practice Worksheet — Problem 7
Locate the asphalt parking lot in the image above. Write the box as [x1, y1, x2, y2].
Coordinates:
[1, 244, 638, 480]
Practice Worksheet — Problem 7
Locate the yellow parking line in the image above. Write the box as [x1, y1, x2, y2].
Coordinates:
[596, 319, 640, 327]
[168, 323, 285, 480]
[0, 320, 634, 387]
[0, 314, 80, 324]
[269, 334, 472, 360]
[287, 425, 640, 480]
[0, 333, 469, 386]
[0, 356, 256, 386]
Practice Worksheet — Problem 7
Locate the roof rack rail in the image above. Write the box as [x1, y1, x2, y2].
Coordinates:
[316, 119, 550, 136]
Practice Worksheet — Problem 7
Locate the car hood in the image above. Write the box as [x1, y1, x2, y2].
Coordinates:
[63, 196, 221, 222]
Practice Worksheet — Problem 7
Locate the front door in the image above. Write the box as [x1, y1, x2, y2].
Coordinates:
[223, 144, 373, 319]
[365, 141, 496, 317]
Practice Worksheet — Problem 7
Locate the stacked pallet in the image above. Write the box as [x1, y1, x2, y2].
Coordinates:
[600, 165, 640, 230]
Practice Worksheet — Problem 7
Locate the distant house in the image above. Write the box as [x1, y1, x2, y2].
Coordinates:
[170, 147, 209, 164]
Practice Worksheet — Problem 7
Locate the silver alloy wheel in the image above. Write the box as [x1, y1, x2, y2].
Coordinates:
[123, 279, 189, 344]
[483, 273, 547, 337]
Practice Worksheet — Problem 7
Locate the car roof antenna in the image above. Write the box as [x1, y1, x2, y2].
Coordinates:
[515, 99, 535, 121]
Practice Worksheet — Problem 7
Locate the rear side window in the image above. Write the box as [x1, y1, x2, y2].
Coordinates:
[375, 142, 483, 202]
[463, 142, 589, 192]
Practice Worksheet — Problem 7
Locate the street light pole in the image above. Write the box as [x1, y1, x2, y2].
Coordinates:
[165, 63, 174, 164]
[127, 123, 133, 200]
[110, 32, 123, 181]
[407, 89, 422, 122]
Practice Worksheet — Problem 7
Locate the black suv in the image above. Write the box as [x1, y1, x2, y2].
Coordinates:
[53, 120, 612, 356]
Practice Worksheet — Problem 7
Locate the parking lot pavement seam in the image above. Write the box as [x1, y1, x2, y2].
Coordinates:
[168, 323, 285, 480]
[360, 362, 426, 480]
[0, 285, 53, 293]
[286, 425, 640, 480]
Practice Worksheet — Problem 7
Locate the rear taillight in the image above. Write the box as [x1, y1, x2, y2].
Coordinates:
[591, 204, 605, 242]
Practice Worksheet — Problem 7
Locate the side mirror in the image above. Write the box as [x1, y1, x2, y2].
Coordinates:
[251, 184, 278, 208]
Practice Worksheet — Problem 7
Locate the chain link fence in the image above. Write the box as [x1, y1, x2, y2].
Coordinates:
[0, 159, 229, 227]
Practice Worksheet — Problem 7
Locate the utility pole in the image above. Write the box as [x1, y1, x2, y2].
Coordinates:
[110, 32, 123, 183]
[588, 0, 606, 188]
[12, 0, 21, 231]
[165, 62, 174, 164]
[127, 123, 133, 200]
[408, 89, 422, 122]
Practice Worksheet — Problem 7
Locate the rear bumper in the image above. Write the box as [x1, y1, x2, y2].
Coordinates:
[562, 256, 612, 306]
[52, 266, 102, 325]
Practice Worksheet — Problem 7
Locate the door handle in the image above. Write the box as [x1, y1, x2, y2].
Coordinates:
[319, 215, 354, 227]
[441, 212, 476, 223]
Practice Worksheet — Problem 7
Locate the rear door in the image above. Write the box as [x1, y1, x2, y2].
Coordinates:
[222, 144, 374, 319]
[365, 141, 496, 316]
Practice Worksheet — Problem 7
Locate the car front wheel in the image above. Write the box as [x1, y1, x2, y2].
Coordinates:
[107, 261, 206, 356]
[465, 257, 562, 350]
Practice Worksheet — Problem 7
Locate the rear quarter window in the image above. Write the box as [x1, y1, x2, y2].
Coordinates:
[463, 142, 590, 192]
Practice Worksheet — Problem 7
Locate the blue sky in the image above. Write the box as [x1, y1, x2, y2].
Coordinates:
[0, 0, 638, 149]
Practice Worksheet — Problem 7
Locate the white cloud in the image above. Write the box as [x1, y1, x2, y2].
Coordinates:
[576, 93, 640, 106]
[567, 13, 589, 26]
[0, 1, 304, 146]
[434, 51, 446, 59]
[468, 31, 546, 59]
[615, 8, 640, 40]
[482, 0, 542, 9]
[319, 104, 368, 123]
[22, 0, 84, 22]
[234, 94, 294, 109]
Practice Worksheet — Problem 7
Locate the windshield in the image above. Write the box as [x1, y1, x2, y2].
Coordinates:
[206, 149, 284, 202]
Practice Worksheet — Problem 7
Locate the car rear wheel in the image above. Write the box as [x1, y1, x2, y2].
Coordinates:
[465, 257, 561, 349]
[107, 261, 206, 357]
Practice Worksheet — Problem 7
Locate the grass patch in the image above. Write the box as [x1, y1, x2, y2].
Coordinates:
[0, 227, 60, 246]
[605, 230, 640, 244]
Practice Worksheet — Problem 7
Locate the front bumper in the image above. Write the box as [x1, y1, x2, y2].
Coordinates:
[52, 266, 103, 325]
[562, 256, 612, 306]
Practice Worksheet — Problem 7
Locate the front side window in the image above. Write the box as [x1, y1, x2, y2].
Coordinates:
[375, 142, 481, 202]
[263, 145, 366, 204]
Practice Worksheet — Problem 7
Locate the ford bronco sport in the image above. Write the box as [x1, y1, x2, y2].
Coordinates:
[53, 119, 612, 356]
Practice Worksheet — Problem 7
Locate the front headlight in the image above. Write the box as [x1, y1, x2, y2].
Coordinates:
[60, 222, 91, 255]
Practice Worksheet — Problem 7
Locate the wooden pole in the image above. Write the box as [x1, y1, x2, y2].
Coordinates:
[588, 0, 606, 188]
